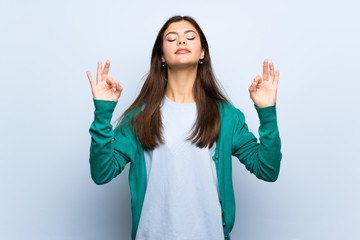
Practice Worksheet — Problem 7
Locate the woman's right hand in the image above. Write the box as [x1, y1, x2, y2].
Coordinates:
[86, 60, 123, 101]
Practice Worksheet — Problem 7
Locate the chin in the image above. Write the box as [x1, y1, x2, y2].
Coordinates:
[169, 60, 198, 68]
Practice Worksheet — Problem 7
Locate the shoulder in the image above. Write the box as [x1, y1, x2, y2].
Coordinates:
[115, 104, 144, 136]
[216, 100, 245, 123]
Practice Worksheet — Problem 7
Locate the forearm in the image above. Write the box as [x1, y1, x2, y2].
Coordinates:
[233, 104, 282, 182]
[253, 104, 282, 181]
[88, 99, 125, 185]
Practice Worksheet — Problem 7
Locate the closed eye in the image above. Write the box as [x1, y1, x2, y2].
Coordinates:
[167, 37, 195, 42]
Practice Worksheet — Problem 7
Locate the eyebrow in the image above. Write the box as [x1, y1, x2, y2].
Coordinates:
[164, 30, 197, 37]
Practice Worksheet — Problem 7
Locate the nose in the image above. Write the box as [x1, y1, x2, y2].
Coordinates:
[177, 37, 186, 45]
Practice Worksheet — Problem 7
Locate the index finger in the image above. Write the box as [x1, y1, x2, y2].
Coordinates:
[102, 60, 110, 80]
[263, 59, 269, 81]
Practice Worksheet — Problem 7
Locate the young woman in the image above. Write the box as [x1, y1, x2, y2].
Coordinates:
[86, 15, 282, 240]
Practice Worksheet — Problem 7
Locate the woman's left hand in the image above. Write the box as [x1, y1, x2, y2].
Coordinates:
[249, 59, 279, 108]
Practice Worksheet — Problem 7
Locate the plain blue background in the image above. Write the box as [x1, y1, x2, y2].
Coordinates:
[1, 0, 359, 239]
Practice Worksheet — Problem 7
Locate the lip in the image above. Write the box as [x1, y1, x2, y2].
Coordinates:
[175, 48, 190, 54]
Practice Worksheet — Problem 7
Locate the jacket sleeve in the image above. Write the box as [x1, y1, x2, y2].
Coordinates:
[231, 104, 282, 182]
[88, 98, 135, 185]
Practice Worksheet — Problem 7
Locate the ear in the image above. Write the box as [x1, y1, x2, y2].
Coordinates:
[161, 55, 166, 62]
[200, 49, 205, 59]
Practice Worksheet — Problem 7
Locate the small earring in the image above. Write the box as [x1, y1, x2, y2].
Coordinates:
[199, 59, 204, 65]
[162, 61, 166, 67]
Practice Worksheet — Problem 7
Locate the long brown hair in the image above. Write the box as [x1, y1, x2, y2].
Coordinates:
[115, 15, 230, 150]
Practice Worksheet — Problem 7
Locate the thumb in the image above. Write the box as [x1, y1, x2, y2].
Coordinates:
[115, 82, 123, 92]
[114, 82, 123, 99]
[249, 75, 261, 93]
[107, 77, 116, 88]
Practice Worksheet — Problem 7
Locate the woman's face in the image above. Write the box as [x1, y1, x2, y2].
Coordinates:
[162, 20, 205, 68]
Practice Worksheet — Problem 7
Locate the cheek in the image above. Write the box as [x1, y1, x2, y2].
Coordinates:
[192, 41, 202, 55]
[162, 43, 173, 58]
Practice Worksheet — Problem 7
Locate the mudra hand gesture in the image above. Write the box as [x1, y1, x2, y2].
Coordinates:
[86, 60, 123, 101]
[249, 59, 279, 108]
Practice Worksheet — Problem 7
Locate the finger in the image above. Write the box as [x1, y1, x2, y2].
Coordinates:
[115, 83, 123, 98]
[249, 75, 261, 92]
[86, 71, 95, 89]
[263, 59, 269, 81]
[274, 69, 280, 85]
[249, 81, 256, 93]
[102, 60, 110, 81]
[107, 77, 116, 88]
[269, 62, 274, 82]
[116, 81, 123, 89]
[97, 61, 102, 83]
[116, 82, 123, 92]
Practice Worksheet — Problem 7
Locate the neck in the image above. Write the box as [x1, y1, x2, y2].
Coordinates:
[165, 65, 198, 103]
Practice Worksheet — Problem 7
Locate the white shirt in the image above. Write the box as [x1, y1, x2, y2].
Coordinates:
[135, 96, 224, 240]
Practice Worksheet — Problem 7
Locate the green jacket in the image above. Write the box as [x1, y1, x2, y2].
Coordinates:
[89, 98, 282, 240]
